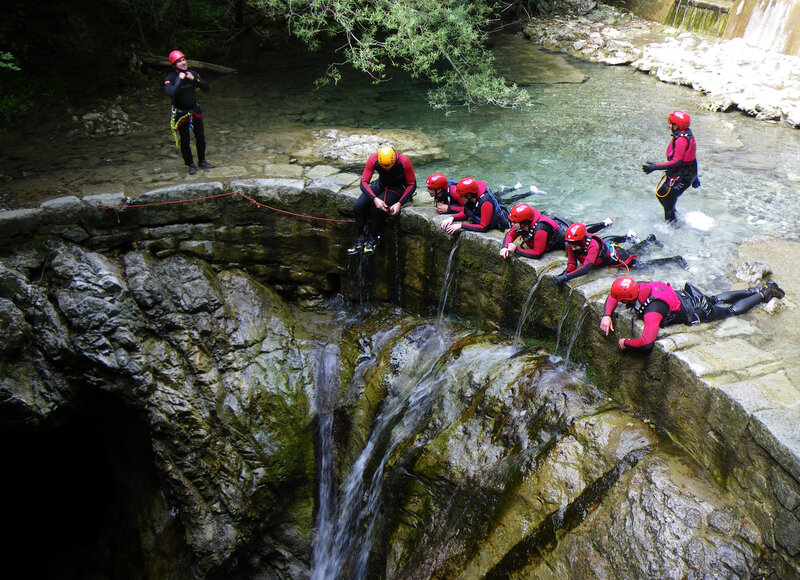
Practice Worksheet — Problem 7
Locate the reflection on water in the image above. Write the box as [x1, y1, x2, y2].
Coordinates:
[2, 37, 800, 290]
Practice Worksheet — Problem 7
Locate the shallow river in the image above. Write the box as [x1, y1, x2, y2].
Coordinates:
[2, 38, 799, 291]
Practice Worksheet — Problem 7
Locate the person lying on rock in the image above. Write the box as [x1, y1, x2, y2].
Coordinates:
[553, 223, 686, 285]
[440, 177, 509, 234]
[600, 276, 784, 352]
[425, 173, 464, 214]
[500, 203, 613, 260]
[347, 146, 417, 256]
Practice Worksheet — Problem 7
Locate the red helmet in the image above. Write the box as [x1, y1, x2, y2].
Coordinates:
[668, 110, 691, 130]
[509, 203, 539, 223]
[456, 177, 479, 196]
[426, 173, 448, 189]
[611, 277, 640, 302]
[169, 50, 186, 65]
[564, 223, 587, 243]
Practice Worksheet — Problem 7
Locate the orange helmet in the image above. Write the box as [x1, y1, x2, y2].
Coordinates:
[668, 110, 691, 130]
[426, 173, 448, 189]
[456, 177, 479, 197]
[377, 146, 397, 169]
[564, 223, 587, 243]
[509, 203, 539, 223]
[611, 277, 640, 302]
[169, 50, 186, 65]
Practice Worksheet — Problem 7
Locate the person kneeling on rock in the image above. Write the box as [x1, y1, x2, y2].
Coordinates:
[440, 177, 509, 234]
[553, 223, 686, 285]
[600, 277, 784, 352]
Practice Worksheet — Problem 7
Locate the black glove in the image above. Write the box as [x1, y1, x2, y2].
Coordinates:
[642, 162, 658, 174]
[554, 273, 568, 285]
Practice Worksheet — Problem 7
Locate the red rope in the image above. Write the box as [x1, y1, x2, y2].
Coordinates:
[98, 190, 355, 223]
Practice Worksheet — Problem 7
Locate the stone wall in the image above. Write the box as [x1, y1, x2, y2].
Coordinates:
[0, 179, 797, 574]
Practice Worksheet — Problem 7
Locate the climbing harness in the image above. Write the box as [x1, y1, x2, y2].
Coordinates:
[170, 106, 197, 149]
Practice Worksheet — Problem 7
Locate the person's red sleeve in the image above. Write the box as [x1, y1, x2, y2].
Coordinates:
[515, 229, 548, 259]
[624, 311, 663, 349]
[461, 200, 494, 232]
[397, 156, 417, 204]
[360, 155, 378, 197]
[656, 137, 689, 171]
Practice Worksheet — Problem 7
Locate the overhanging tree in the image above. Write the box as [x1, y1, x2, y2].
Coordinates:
[250, 0, 531, 110]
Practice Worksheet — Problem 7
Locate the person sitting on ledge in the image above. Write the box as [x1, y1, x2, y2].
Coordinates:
[553, 223, 686, 285]
[600, 276, 784, 352]
[347, 145, 416, 256]
[500, 203, 612, 260]
[425, 173, 464, 214]
[440, 177, 509, 234]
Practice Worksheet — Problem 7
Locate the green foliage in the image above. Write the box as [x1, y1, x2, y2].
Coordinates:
[0, 52, 20, 72]
[249, 0, 531, 110]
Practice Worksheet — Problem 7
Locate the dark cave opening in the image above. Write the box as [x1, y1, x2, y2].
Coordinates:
[0, 388, 187, 579]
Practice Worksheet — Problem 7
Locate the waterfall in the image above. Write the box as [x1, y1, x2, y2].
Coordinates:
[310, 344, 341, 580]
[663, 0, 731, 36]
[313, 322, 520, 578]
[513, 271, 544, 347]
[437, 236, 461, 322]
[563, 305, 589, 364]
[740, 0, 794, 53]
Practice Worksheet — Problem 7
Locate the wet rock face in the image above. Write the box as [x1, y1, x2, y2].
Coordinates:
[0, 181, 797, 576]
[0, 240, 318, 577]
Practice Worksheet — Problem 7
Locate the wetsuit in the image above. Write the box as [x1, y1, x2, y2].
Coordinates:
[564, 234, 633, 281]
[353, 152, 416, 239]
[604, 281, 767, 352]
[434, 181, 464, 214]
[164, 68, 210, 167]
[505, 216, 607, 259]
[654, 128, 697, 222]
[503, 214, 566, 259]
[451, 182, 507, 232]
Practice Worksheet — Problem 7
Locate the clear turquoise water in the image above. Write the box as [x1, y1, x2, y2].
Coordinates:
[3, 40, 799, 290]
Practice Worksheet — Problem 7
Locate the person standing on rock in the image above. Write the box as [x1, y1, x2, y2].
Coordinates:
[642, 110, 699, 224]
[600, 277, 784, 352]
[164, 50, 213, 175]
[500, 203, 613, 260]
[347, 146, 416, 255]
[440, 177, 509, 234]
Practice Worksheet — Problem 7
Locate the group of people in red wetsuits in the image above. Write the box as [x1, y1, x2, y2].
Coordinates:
[344, 111, 784, 352]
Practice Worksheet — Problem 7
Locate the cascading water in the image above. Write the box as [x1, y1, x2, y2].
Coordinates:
[310, 343, 341, 579]
[301, 312, 769, 578]
[437, 236, 461, 322]
[311, 321, 524, 578]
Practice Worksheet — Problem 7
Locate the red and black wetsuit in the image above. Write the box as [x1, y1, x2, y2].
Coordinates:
[435, 181, 464, 214]
[164, 69, 210, 167]
[655, 128, 697, 221]
[564, 233, 637, 282]
[451, 182, 506, 232]
[604, 281, 764, 352]
[604, 281, 681, 351]
[502, 214, 564, 259]
[353, 152, 416, 239]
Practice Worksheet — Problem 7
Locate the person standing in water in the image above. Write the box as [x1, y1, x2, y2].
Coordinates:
[642, 110, 699, 223]
[164, 50, 212, 175]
